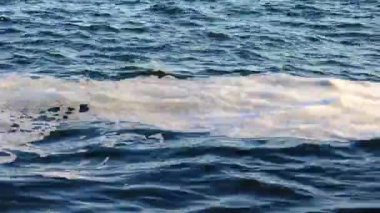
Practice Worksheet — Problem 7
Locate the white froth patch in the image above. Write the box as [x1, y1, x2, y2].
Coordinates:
[0, 73, 379, 151]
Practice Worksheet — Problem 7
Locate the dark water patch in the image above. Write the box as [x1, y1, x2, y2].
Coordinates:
[352, 138, 380, 153]
[316, 59, 362, 69]
[0, 188, 68, 212]
[0, 27, 22, 35]
[334, 22, 369, 29]
[109, 53, 148, 63]
[339, 39, 362, 46]
[0, 63, 13, 70]
[199, 177, 312, 199]
[257, 35, 290, 48]
[206, 31, 231, 41]
[149, 2, 186, 16]
[35, 30, 64, 38]
[262, 2, 285, 14]
[22, 9, 66, 21]
[92, 11, 112, 18]
[121, 26, 149, 34]
[2, 127, 380, 211]
[199, 68, 235, 76]
[230, 68, 262, 76]
[334, 207, 380, 213]
[57, 23, 116, 36]
[323, 31, 375, 39]
[226, 5, 262, 17]
[10, 53, 35, 65]
[101, 184, 209, 209]
[292, 3, 326, 19]
[77, 68, 192, 80]
[193, 206, 261, 213]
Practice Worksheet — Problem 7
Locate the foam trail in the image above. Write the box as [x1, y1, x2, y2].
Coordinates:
[0, 73, 379, 148]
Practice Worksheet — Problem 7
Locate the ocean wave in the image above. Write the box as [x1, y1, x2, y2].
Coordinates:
[0, 73, 378, 148]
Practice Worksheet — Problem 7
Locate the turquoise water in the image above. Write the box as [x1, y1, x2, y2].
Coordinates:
[0, 0, 379, 212]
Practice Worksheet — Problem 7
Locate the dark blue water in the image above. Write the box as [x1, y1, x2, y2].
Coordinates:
[1, 0, 380, 212]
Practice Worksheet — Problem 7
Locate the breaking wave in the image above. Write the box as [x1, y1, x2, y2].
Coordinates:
[0, 73, 379, 148]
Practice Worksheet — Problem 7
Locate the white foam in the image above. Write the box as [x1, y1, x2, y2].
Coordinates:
[0, 73, 379, 149]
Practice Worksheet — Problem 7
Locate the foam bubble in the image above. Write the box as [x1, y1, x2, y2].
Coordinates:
[0, 73, 379, 150]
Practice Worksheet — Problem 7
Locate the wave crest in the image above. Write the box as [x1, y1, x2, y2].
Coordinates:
[0, 73, 379, 147]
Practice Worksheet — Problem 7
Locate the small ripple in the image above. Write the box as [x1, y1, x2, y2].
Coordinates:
[334, 207, 380, 213]
[78, 68, 191, 80]
[0, 27, 22, 35]
[0, 63, 13, 70]
[206, 31, 231, 41]
[316, 59, 362, 69]
[102, 184, 209, 209]
[257, 35, 289, 46]
[196, 176, 313, 200]
[79, 24, 120, 33]
[234, 49, 266, 61]
[109, 53, 148, 63]
[10, 53, 35, 65]
[335, 22, 369, 29]
[273, 143, 350, 159]
[226, 5, 262, 17]
[149, 3, 186, 16]
[121, 26, 149, 34]
[292, 3, 326, 19]
[23, 9, 66, 21]
[36, 30, 64, 38]
[323, 31, 375, 39]
[91, 12, 112, 18]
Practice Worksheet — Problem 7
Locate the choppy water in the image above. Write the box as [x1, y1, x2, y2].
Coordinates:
[1, 0, 379, 212]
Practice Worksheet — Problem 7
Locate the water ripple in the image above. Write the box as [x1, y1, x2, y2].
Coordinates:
[1, 0, 380, 212]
